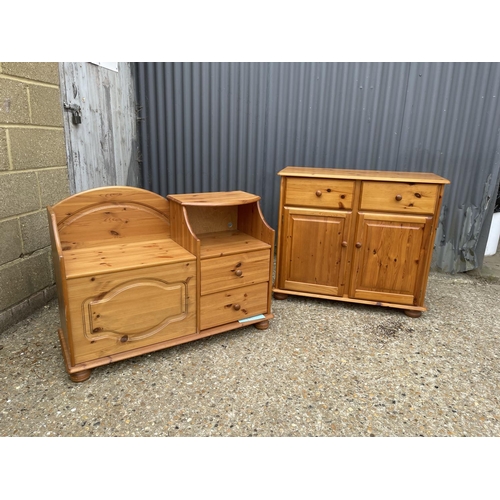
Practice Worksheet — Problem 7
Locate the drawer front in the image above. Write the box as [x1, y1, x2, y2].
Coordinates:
[201, 249, 270, 295]
[200, 282, 269, 331]
[285, 177, 354, 209]
[360, 181, 439, 214]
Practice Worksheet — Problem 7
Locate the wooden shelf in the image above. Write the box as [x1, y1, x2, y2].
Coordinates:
[198, 230, 271, 260]
[168, 191, 260, 206]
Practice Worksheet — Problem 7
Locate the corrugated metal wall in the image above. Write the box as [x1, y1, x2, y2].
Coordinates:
[135, 62, 500, 273]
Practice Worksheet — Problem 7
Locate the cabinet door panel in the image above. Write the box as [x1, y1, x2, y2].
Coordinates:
[67, 263, 197, 365]
[280, 208, 351, 296]
[350, 213, 433, 305]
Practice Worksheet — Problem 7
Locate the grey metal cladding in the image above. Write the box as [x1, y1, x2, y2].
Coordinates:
[135, 62, 500, 273]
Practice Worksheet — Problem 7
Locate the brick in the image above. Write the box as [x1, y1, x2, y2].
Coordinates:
[0, 171, 39, 218]
[44, 285, 57, 302]
[9, 299, 32, 326]
[0, 307, 14, 333]
[28, 289, 46, 311]
[0, 249, 53, 311]
[20, 210, 50, 254]
[38, 167, 70, 207]
[0, 218, 22, 265]
[9, 128, 66, 170]
[0, 128, 8, 170]
[29, 85, 64, 127]
[0, 285, 54, 331]
[0, 79, 30, 124]
[1, 62, 60, 85]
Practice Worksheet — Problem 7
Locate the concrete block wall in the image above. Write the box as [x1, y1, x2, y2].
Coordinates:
[0, 62, 70, 332]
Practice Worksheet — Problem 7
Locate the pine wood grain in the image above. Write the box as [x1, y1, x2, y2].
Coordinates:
[198, 230, 271, 259]
[168, 191, 260, 206]
[201, 249, 270, 295]
[279, 166, 450, 184]
[50, 187, 275, 380]
[284, 177, 355, 209]
[360, 181, 439, 214]
[281, 207, 351, 296]
[200, 282, 269, 330]
[67, 263, 197, 365]
[185, 205, 238, 234]
[274, 168, 449, 315]
[64, 238, 195, 279]
[52, 186, 171, 217]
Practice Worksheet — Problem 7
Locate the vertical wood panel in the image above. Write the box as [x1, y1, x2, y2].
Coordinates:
[60, 62, 140, 194]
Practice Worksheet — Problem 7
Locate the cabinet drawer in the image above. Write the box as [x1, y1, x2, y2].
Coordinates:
[201, 249, 270, 295]
[285, 177, 354, 209]
[200, 282, 269, 330]
[360, 181, 439, 214]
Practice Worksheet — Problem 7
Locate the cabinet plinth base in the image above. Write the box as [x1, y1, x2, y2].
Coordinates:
[273, 292, 289, 300]
[404, 309, 422, 318]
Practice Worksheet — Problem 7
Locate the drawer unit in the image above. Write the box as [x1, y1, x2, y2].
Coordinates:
[284, 177, 355, 209]
[274, 167, 450, 317]
[168, 191, 275, 334]
[200, 282, 269, 330]
[360, 181, 439, 214]
[201, 249, 271, 295]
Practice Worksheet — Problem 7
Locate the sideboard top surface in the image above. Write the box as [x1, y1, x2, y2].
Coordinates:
[279, 167, 450, 184]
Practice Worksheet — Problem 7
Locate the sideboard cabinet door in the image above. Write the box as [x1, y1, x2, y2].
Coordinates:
[349, 212, 433, 307]
[279, 207, 351, 297]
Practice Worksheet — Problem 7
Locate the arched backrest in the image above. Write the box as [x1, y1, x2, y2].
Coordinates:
[50, 186, 170, 250]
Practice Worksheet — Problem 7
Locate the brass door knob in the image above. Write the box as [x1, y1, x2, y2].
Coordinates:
[235, 269, 243, 277]
[395, 194, 403, 201]
[355, 242, 362, 248]
[233, 304, 241, 311]
[316, 190, 322, 197]
[341, 241, 348, 247]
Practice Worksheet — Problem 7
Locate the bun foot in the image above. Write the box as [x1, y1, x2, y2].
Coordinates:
[69, 369, 92, 383]
[273, 292, 288, 300]
[254, 320, 269, 330]
[404, 309, 422, 318]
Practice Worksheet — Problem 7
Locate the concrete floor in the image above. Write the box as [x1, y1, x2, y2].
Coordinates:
[1, 253, 499, 438]
[469, 251, 500, 280]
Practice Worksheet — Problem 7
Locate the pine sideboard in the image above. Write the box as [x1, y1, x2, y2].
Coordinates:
[273, 166, 450, 317]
